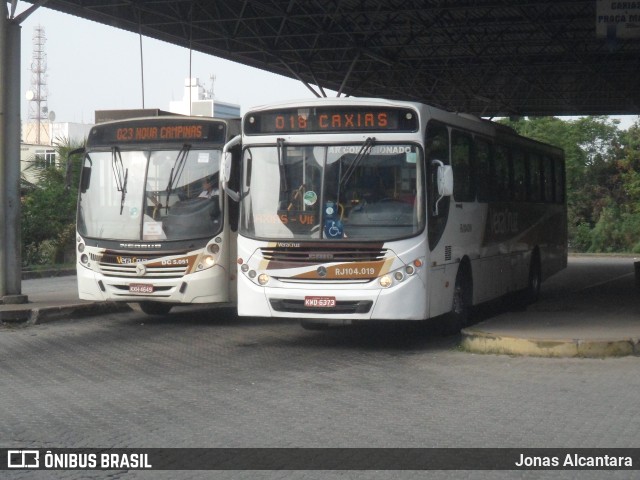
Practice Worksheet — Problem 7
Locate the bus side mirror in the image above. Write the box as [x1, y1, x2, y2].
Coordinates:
[221, 135, 241, 202]
[437, 164, 453, 197]
[80, 166, 92, 193]
[431, 160, 453, 216]
[65, 146, 85, 190]
[221, 151, 232, 185]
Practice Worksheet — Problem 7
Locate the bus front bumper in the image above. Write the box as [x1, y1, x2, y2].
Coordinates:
[237, 272, 427, 321]
[77, 264, 230, 304]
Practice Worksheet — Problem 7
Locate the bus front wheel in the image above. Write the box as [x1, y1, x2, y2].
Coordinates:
[443, 264, 472, 334]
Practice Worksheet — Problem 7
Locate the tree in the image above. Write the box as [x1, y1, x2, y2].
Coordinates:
[21, 138, 83, 266]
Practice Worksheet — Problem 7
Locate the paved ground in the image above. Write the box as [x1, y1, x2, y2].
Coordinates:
[2, 256, 640, 358]
[1, 304, 639, 479]
[1, 256, 639, 479]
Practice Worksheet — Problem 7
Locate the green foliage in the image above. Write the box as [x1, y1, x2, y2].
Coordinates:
[21, 138, 83, 266]
[500, 115, 640, 252]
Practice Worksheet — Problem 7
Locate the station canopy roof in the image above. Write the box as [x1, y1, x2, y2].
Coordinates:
[21, 0, 640, 117]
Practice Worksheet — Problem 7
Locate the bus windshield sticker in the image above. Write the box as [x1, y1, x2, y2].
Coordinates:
[303, 191, 318, 206]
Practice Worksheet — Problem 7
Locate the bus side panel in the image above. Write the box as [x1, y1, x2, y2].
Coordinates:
[428, 201, 484, 316]
[428, 199, 566, 312]
[473, 255, 510, 303]
[428, 264, 457, 318]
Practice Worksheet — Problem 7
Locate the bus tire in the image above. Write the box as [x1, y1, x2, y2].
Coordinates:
[443, 263, 472, 334]
[139, 301, 173, 316]
[521, 251, 541, 306]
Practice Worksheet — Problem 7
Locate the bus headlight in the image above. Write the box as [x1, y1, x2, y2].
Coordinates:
[197, 255, 216, 270]
[80, 254, 89, 265]
[379, 275, 392, 288]
[258, 273, 270, 285]
[394, 271, 405, 282]
[405, 258, 422, 275]
[208, 243, 220, 254]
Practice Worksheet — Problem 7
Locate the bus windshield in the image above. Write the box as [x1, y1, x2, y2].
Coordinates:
[78, 147, 222, 241]
[240, 143, 424, 240]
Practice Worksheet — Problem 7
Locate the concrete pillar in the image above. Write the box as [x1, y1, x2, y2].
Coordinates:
[6, 21, 22, 298]
[0, 4, 7, 298]
[1, 9, 27, 304]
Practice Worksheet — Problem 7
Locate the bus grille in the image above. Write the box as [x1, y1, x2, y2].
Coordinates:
[260, 245, 388, 264]
[90, 253, 189, 279]
[270, 299, 373, 314]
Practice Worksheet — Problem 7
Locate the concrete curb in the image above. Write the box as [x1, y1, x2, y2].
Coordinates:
[1, 302, 132, 325]
[460, 329, 640, 358]
[21, 268, 76, 280]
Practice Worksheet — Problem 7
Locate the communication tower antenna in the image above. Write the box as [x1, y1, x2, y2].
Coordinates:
[26, 25, 49, 144]
[209, 74, 216, 99]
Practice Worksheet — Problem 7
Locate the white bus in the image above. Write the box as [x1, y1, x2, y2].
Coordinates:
[71, 116, 241, 315]
[223, 98, 567, 330]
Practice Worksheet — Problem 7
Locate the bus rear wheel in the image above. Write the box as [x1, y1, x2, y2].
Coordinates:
[521, 252, 541, 306]
[139, 301, 173, 316]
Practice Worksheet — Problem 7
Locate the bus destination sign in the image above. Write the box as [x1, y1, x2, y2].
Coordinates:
[89, 119, 226, 146]
[244, 106, 419, 134]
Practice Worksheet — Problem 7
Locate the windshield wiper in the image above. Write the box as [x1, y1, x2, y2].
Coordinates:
[337, 136, 375, 203]
[165, 144, 191, 211]
[111, 147, 129, 215]
[277, 138, 287, 192]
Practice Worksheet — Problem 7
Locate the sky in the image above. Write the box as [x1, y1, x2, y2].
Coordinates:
[17, 3, 323, 124]
[15, 2, 639, 129]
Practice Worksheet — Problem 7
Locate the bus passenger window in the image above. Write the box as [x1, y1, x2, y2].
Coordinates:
[425, 123, 449, 163]
[451, 131, 474, 202]
[541, 156, 554, 202]
[512, 151, 526, 202]
[494, 145, 511, 201]
[528, 154, 542, 202]
[475, 138, 492, 202]
[554, 157, 565, 203]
